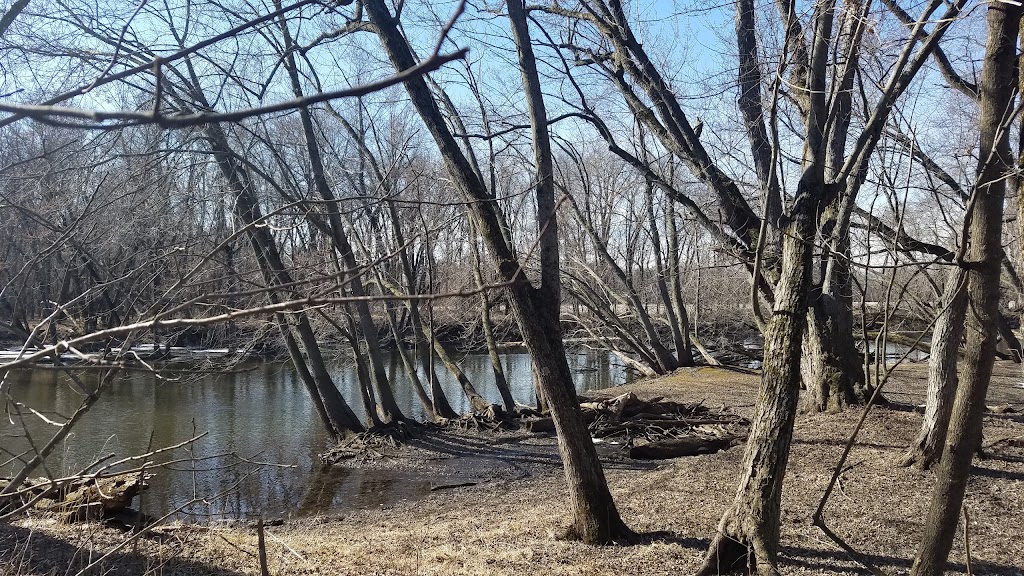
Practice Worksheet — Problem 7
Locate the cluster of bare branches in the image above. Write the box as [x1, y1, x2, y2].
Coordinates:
[1, 0, 1021, 574]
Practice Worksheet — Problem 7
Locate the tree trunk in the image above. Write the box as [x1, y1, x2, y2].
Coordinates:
[385, 301, 438, 421]
[423, 323, 491, 413]
[200, 117, 363, 437]
[363, 0, 633, 543]
[646, 178, 692, 366]
[801, 235, 865, 412]
[472, 232, 517, 412]
[800, 290, 861, 412]
[912, 4, 1019, 573]
[275, 7, 405, 424]
[700, 1, 832, 568]
[698, 179, 816, 575]
[900, 267, 966, 469]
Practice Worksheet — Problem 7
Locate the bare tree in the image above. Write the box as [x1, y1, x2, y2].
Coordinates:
[912, 3, 1021, 572]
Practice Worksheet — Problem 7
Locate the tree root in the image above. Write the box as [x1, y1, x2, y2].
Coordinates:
[320, 421, 420, 462]
[557, 516, 639, 545]
[697, 530, 779, 576]
[898, 443, 938, 470]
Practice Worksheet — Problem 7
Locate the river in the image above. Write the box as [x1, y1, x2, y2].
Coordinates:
[1, 350, 627, 520]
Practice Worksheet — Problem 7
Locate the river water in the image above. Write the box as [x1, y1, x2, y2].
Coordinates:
[1, 350, 627, 520]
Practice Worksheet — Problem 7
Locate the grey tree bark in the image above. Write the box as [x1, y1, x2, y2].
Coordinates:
[912, 4, 1020, 573]
[900, 267, 967, 469]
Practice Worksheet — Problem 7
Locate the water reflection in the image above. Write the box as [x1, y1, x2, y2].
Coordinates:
[1, 350, 626, 520]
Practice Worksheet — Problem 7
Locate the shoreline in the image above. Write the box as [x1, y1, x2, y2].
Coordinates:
[3, 363, 1023, 575]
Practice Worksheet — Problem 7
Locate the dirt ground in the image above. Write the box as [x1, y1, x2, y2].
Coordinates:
[3, 362, 1024, 575]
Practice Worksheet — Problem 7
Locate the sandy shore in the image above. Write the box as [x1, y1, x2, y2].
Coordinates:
[3, 363, 1023, 575]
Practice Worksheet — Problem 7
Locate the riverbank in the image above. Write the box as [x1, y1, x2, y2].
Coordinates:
[3, 364, 1023, 575]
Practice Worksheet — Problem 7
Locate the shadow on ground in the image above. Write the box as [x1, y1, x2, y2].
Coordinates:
[0, 521, 245, 576]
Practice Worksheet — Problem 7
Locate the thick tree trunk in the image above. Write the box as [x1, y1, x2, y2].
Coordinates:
[698, 182, 815, 575]
[900, 267, 966, 469]
[912, 5, 1019, 573]
[801, 234, 865, 412]
[800, 289, 861, 412]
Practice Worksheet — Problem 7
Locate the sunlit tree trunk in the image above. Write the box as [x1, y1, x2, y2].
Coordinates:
[912, 4, 1019, 573]
[900, 267, 966, 469]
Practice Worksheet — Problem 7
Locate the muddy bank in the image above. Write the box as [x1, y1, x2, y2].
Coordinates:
[3, 364, 1023, 575]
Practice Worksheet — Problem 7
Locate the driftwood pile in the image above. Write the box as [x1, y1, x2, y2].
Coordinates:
[523, 392, 750, 460]
[1, 472, 150, 522]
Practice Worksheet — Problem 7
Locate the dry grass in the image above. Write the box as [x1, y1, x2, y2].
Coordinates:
[3, 363, 1023, 575]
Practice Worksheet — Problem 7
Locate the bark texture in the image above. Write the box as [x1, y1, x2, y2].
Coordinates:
[901, 267, 967, 469]
[912, 4, 1020, 573]
[697, 177, 817, 575]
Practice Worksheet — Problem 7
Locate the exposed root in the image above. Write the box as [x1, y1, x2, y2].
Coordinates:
[697, 530, 779, 576]
[898, 444, 938, 470]
[320, 421, 420, 463]
[557, 517, 639, 546]
[441, 404, 520, 432]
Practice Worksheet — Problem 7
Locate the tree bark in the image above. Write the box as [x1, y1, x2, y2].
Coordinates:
[363, 0, 633, 543]
[901, 267, 966, 469]
[700, 1, 833, 570]
[912, 4, 1019, 573]
[698, 176, 817, 575]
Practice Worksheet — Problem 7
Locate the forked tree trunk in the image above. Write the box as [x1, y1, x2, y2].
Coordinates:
[912, 5, 1019, 573]
[701, 0, 832, 567]
[665, 203, 696, 365]
[646, 179, 693, 366]
[801, 235, 866, 412]
[800, 290, 861, 412]
[900, 267, 966, 469]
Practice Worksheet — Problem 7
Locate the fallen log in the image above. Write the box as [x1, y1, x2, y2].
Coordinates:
[592, 418, 747, 438]
[2, 472, 149, 521]
[524, 417, 556, 433]
[629, 436, 741, 459]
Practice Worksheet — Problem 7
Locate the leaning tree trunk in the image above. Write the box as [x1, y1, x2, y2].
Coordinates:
[198, 112, 363, 438]
[900, 267, 966, 469]
[912, 4, 1019, 574]
[364, 0, 633, 543]
[698, 180, 816, 575]
[471, 227, 517, 412]
[276, 8, 406, 424]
